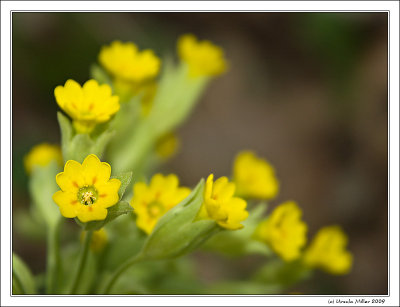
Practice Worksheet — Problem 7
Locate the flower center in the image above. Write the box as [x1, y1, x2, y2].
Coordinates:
[77, 186, 98, 206]
[147, 201, 165, 217]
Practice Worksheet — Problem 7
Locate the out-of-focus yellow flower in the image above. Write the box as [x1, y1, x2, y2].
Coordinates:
[155, 132, 179, 160]
[303, 226, 353, 275]
[53, 154, 121, 223]
[131, 174, 191, 234]
[254, 201, 307, 262]
[199, 174, 248, 230]
[24, 143, 63, 174]
[177, 34, 228, 78]
[54, 79, 120, 133]
[99, 41, 161, 83]
[81, 229, 108, 253]
[233, 151, 279, 200]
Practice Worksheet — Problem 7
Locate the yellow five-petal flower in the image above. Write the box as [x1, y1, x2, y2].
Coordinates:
[24, 143, 63, 174]
[178, 34, 228, 78]
[99, 41, 161, 83]
[131, 174, 191, 234]
[233, 151, 279, 200]
[54, 79, 120, 133]
[199, 174, 248, 230]
[254, 201, 307, 262]
[53, 154, 121, 223]
[303, 225, 353, 275]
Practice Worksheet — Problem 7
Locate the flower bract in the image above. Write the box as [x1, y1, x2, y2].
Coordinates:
[130, 173, 191, 234]
[54, 79, 120, 133]
[99, 41, 161, 83]
[24, 143, 63, 174]
[53, 154, 121, 223]
[233, 151, 279, 200]
[199, 174, 248, 230]
[178, 34, 228, 78]
[254, 201, 307, 262]
[303, 225, 353, 275]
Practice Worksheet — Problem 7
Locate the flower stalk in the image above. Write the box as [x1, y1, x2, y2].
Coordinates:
[69, 230, 93, 294]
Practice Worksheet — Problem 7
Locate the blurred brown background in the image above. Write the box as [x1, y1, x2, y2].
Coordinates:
[12, 12, 388, 295]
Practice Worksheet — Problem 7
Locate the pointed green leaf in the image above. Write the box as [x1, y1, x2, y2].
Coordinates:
[12, 253, 36, 294]
[57, 112, 73, 161]
[111, 172, 133, 200]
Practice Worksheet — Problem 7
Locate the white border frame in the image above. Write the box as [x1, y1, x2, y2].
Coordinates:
[1, 1, 399, 306]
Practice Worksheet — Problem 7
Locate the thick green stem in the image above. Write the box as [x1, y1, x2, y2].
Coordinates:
[69, 230, 93, 294]
[103, 254, 144, 294]
[45, 221, 61, 294]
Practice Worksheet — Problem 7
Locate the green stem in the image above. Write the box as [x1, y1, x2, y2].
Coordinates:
[103, 254, 144, 294]
[69, 230, 93, 294]
[45, 220, 61, 294]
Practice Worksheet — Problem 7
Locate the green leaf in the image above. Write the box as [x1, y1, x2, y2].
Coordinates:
[57, 112, 73, 161]
[67, 134, 94, 163]
[29, 161, 62, 229]
[252, 258, 312, 288]
[202, 203, 272, 257]
[12, 253, 36, 294]
[111, 172, 133, 200]
[78, 201, 133, 231]
[140, 179, 221, 260]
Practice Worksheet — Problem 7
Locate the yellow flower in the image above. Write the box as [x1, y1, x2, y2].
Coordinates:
[52, 154, 121, 223]
[131, 174, 191, 234]
[54, 79, 120, 133]
[233, 151, 279, 200]
[254, 201, 307, 262]
[199, 174, 248, 230]
[303, 226, 353, 275]
[24, 143, 63, 174]
[155, 132, 179, 160]
[81, 229, 108, 253]
[177, 34, 228, 78]
[99, 41, 161, 83]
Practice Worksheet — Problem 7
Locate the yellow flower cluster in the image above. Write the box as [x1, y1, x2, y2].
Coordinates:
[233, 151, 279, 200]
[254, 201, 307, 262]
[54, 79, 120, 133]
[24, 143, 63, 174]
[178, 34, 228, 78]
[131, 174, 191, 234]
[53, 154, 121, 223]
[199, 174, 249, 230]
[303, 226, 353, 275]
[99, 41, 161, 83]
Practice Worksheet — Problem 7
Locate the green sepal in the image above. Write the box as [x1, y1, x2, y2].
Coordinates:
[12, 253, 36, 294]
[111, 171, 133, 200]
[75, 201, 133, 231]
[203, 203, 273, 257]
[139, 179, 221, 260]
[57, 112, 116, 162]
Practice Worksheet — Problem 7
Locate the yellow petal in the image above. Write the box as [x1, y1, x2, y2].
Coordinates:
[53, 190, 79, 218]
[77, 206, 108, 222]
[96, 178, 121, 208]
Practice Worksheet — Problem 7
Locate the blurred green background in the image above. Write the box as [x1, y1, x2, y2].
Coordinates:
[12, 12, 388, 294]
